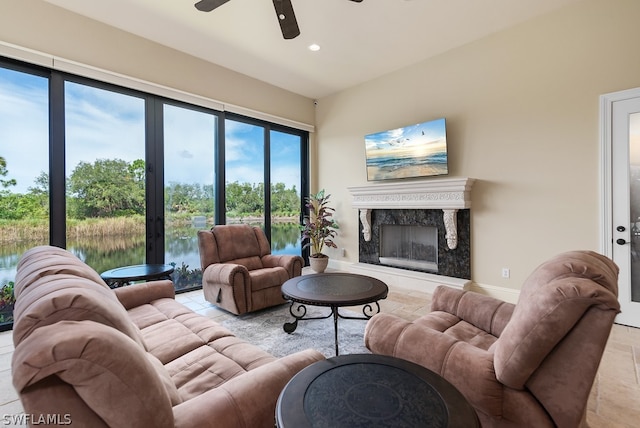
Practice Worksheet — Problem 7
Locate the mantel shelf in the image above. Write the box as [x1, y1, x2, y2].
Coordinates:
[347, 177, 475, 250]
[347, 177, 474, 210]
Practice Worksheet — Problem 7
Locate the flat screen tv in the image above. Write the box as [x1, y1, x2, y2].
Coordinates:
[365, 118, 448, 181]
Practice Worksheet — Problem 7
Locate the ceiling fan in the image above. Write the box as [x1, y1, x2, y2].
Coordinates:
[194, 0, 363, 40]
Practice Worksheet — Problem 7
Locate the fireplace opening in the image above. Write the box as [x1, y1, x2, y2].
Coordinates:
[379, 224, 438, 272]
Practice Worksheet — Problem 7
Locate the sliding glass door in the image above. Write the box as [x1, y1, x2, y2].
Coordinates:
[64, 81, 146, 273]
[270, 130, 303, 255]
[225, 119, 266, 226]
[0, 65, 49, 329]
[224, 116, 306, 255]
[163, 103, 218, 291]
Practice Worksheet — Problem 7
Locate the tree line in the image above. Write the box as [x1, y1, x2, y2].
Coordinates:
[0, 157, 301, 220]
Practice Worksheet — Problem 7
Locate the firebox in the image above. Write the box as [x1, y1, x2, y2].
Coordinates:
[379, 224, 438, 272]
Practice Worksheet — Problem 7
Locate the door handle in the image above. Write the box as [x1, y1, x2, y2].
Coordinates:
[616, 238, 628, 245]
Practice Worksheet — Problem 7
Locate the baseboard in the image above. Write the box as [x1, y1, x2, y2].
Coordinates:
[466, 282, 520, 304]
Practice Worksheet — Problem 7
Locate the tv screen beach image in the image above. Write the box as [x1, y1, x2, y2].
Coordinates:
[365, 118, 448, 181]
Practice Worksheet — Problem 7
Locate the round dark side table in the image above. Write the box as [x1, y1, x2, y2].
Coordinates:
[281, 273, 388, 355]
[276, 354, 479, 428]
[100, 264, 174, 288]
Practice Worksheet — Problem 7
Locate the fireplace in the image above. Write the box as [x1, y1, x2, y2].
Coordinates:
[348, 178, 474, 285]
[359, 208, 470, 279]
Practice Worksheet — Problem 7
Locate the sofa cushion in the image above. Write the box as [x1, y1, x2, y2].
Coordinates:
[142, 319, 209, 364]
[228, 256, 264, 271]
[249, 267, 290, 291]
[437, 318, 498, 351]
[145, 353, 182, 406]
[126, 297, 278, 401]
[12, 321, 174, 428]
[164, 340, 275, 401]
[126, 299, 242, 362]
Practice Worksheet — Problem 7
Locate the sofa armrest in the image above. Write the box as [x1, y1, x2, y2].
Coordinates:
[432, 286, 515, 336]
[113, 280, 175, 310]
[172, 349, 325, 428]
[261, 254, 304, 277]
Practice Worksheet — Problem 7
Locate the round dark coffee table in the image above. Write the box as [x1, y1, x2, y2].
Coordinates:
[281, 273, 388, 356]
[100, 264, 175, 288]
[276, 354, 479, 428]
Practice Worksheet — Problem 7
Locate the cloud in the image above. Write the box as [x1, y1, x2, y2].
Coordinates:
[1, 69, 301, 195]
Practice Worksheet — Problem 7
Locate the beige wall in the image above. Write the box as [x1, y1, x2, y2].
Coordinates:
[0, 0, 315, 125]
[315, 0, 640, 293]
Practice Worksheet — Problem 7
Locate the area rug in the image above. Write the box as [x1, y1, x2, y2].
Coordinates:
[221, 303, 371, 358]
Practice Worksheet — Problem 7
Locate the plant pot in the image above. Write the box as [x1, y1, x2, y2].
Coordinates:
[309, 255, 329, 273]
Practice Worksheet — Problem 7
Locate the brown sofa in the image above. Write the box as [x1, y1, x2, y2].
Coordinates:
[365, 250, 620, 428]
[198, 224, 304, 315]
[11, 245, 324, 428]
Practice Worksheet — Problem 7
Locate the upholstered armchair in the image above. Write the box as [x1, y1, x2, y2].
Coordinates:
[365, 250, 620, 428]
[197, 224, 304, 315]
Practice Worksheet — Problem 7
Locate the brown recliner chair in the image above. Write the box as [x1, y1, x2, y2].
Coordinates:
[198, 224, 304, 315]
[365, 250, 620, 428]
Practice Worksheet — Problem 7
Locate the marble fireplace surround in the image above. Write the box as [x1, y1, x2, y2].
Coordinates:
[347, 177, 474, 291]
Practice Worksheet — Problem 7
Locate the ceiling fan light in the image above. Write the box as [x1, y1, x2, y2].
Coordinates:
[308, 44, 321, 51]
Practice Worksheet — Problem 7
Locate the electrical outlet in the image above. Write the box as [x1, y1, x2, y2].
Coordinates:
[341, 248, 346, 257]
[501, 268, 510, 278]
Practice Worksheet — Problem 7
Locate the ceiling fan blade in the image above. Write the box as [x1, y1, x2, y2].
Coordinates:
[272, 0, 300, 40]
[349, 0, 363, 2]
[194, 0, 231, 12]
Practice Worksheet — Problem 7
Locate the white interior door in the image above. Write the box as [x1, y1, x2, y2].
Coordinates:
[610, 95, 640, 327]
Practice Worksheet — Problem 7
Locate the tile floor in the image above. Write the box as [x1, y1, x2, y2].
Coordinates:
[0, 285, 638, 427]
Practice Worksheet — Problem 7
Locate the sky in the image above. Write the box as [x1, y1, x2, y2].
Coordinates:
[0, 68, 48, 194]
[0, 66, 301, 195]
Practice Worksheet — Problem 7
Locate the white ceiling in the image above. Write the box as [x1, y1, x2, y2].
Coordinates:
[43, 0, 582, 99]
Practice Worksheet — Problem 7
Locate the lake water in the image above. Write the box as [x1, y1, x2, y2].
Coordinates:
[0, 222, 302, 290]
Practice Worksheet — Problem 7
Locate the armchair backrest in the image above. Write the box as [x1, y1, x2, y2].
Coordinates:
[493, 250, 620, 426]
[198, 224, 271, 271]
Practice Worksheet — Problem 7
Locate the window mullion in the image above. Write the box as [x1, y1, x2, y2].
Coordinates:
[49, 71, 65, 248]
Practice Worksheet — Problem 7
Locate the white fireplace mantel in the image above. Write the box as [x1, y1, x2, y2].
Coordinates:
[347, 177, 475, 250]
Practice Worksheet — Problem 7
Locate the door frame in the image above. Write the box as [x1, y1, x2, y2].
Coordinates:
[599, 87, 640, 257]
[600, 87, 640, 327]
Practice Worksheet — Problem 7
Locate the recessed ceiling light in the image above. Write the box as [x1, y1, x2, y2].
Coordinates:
[308, 44, 321, 52]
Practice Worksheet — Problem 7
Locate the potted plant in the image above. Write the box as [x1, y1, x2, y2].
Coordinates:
[0, 281, 15, 324]
[300, 189, 339, 273]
